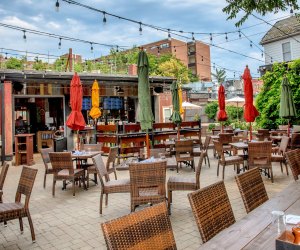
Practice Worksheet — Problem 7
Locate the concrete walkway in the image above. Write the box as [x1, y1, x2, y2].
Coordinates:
[0, 150, 293, 249]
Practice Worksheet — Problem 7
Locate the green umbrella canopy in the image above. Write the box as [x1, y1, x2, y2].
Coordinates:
[279, 77, 297, 118]
[137, 50, 154, 131]
[170, 81, 182, 125]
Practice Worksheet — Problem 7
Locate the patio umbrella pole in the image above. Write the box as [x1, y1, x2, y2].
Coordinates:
[288, 119, 290, 137]
[249, 122, 252, 141]
[146, 130, 150, 159]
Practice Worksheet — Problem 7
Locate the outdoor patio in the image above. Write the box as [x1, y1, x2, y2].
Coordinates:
[0, 149, 294, 250]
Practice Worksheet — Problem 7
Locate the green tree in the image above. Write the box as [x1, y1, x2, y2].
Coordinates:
[205, 101, 218, 120]
[157, 58, 190, 83]
[223, 0, 299, 27]
[211, 68, 226, 84]
[255, 59, 300, 129]
[5, 57, 23, 70]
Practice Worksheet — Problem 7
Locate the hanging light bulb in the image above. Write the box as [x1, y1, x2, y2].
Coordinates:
[290, 7, 293, 14]
[271, 57, 273, 63]
[225, 32, 228, 41]
[116, 46, 119, 53]
[213, 63, 215, 69]
[234, 72, 236, 78]
[174, 46, 176, 53]
[5, 53, 7, 60]
[90, 43, 93, 53]
[58, 38, 62, 49]
[261, 52, 264, 58]
[192, 32, 195, 43]
[210, 33, 212, 43]
[23, 30, 26, 42]
[250, 41, 253, 48]
[238, 30, 241, 39]
[55, 0, 59, 12]
[157, 46, 160, 56]
[103, 12, 107, 25]
[168, 29, 171, 40]
[139, 22, 142, 35]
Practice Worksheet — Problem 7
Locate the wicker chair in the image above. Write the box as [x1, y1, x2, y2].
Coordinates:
[235, 167, 269, 213]
[213, 140, 244, 180]
[256, 129, 270, 141]
[40, 147, 54, 189]
[290, 133, 300, 149]
[129, 160, 167, 212]
[49, 152, 86, 197]
[81, 143, 104, 188]
[193, 131, 203, 156]
[285, 149, 300, 181]
[149, 148, 167, 158]
[248, 141, 273, 182]
[271, 135, 289, 175]
[188, 181, 235, 243]
[175, 140, 195, 173]
[219, 133, 234, 155]
[101, 202, 177, 250]
[92, 154, 130, 214]
[0, 162, 9, 203]
[0, 167, 38, 242]
[167, 152, 204, 213]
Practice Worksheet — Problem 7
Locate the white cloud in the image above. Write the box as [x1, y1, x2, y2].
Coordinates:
[47, 21, 61, 30]
[1, 16, 37, 29]
[30, 14, 44, 23]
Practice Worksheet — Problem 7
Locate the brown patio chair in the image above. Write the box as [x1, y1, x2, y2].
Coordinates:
[219, 133, 234, 155]
[235, 167, 269, 213]
[167, 152, 204, 213]
[175, 139, 195, 173]
[285, 149, 300, 181]
[188, 181, 235, 243]
[213, 140, 244, 180]
[290, 133, 300, 149]
[40, 147, 54, 189]
[271, 135, 289, 175]
[129, 160, 167, 212]
[81, 143, 105, 188]
[193, 131, 203, 156]
[248, 141, 273, 182]
[0, 166, 38, 242]
[0, 162, 9, 203]
[200, 135, 211, 168]
[92, 154, 130, 214]
[256, 129, 270, 141]
[101, 202, 177, 250]
[49, 152, 86, 197]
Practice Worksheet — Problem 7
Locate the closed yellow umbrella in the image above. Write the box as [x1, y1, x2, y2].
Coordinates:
[178, 85, 184, 115]
[89, 80, 101, 119]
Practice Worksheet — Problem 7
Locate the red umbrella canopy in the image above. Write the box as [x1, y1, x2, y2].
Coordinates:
[243, 66, 259, 122]
[66, 73, 86, 130]
[217, 84, 228, 121]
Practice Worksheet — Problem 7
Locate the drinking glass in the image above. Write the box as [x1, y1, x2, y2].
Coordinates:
[158, 153, 166, 160]
[271, 210, 286, 235]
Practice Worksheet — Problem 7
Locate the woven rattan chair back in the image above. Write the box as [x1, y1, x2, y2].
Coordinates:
[219, 133, 234, 145]
[16, 166, 38, 208]
[248, 141, 272, 168]
[82, 143, 102, 152]
[213, 140, 225, 162]
[92, 154, 110, 186]
[291, 133, 300, 149]
[203, 136, 211, 151]
[49, 152, 74, 175]
[150, 148, 166, 158]
[101, 202, 177, 250]
[129, 160, 167, 212]
[40, 147, 54, 169]
[188, 181, 235, 243]
[235, 167, 269, 213]
[0, 162, 9, 191]
[106, 146, 118, 171]
[286, 149, 300, 181]
[0, 162, 9, 202]
[195, 152, 205, 188]
[175, 140, 194, 157]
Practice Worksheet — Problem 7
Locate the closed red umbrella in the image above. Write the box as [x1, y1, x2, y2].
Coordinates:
[217, 84, 227, 132]
[243, 66, 259, 140]
[66, 73, 86, 149]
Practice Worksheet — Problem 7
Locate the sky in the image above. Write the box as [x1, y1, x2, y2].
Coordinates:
[0, 0, 293, 79]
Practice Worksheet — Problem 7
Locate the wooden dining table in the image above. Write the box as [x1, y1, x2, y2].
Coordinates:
[198, 181, 300, 249]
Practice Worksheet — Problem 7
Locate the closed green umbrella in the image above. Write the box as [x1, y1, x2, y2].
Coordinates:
[170, 81, 182, 138]
[279, 77, 296, 136]
[137, 50, 154, 157]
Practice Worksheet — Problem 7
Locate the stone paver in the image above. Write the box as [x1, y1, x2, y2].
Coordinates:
[0, 149, 293, 249]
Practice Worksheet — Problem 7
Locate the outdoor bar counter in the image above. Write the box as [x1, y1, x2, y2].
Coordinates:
[96, 121, 201, 155]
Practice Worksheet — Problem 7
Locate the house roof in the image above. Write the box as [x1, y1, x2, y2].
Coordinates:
[260, 16, 300, 45]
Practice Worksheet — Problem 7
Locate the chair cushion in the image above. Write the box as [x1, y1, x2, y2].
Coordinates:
[271, 155, 284, 162]
[104, 179, 130, 193]
[0, 202, 25, 221]
[57, 169, 84, 177]
[168, 176, 196, 190]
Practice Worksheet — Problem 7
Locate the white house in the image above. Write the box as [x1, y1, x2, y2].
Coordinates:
[260, 16, 300, 65]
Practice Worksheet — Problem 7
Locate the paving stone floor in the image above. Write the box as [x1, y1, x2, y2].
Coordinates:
[0, 150, 294, 249]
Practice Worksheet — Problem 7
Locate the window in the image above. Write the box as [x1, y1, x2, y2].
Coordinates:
[160, 43, 170, 49]
[163, 108, 172, 123]
[282, 42, 291, 61]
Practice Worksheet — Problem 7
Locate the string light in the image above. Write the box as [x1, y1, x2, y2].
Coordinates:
[5, 53, 7, 60]
[191, 32, 195, 43]
[238, 30, 241, 38]
[90, 42, 93, 53]
[201, 56, 203, 61]
[173, 46, 176, 53]
[139, 22, 142, 35]
[102, 12, 107, 24]
[116, 45, 119, 53]
[55, 0, 59, 12]
[168, 29, 171, 40]
[58, 38, 62, 49]
[225, 32, 228, 41]
[23, 30, 26, 42]
[250, 41, 253, 48]
[157, 46, 160, 56]
[210, 33, 212, 43]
